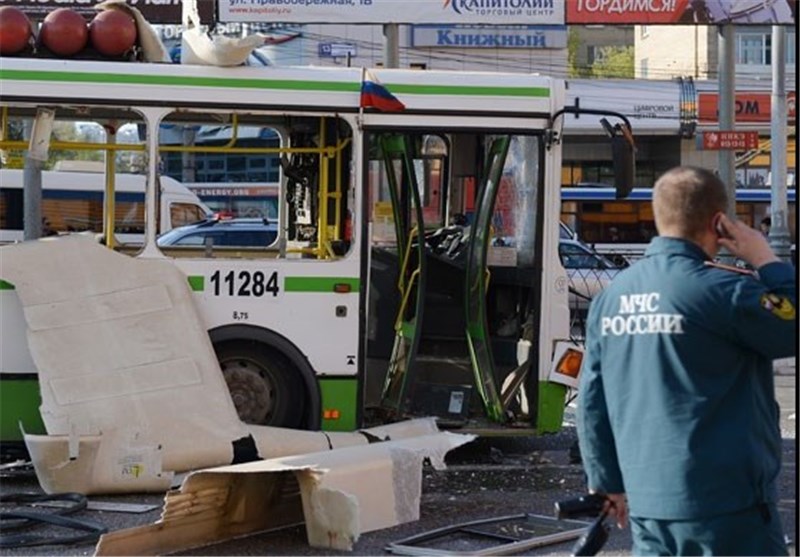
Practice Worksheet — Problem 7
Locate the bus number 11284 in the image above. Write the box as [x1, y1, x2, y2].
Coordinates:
[210, 269, 280, 297]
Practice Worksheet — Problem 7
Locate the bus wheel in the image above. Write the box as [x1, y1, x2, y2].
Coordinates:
[215, 342, 305, 429]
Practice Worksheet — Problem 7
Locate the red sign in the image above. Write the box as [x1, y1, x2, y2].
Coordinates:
[700, 131, 760, 151]
[566, 0, 795, 25]
[698, 92, 797, 123]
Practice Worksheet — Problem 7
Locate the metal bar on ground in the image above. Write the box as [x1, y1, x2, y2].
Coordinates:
[386, 513, 589, 556]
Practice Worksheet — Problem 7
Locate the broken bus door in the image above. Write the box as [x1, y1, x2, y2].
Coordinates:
[366, 131, 545, 429]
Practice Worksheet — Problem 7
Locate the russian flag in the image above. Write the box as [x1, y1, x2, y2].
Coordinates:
[360, 70, 405, 112]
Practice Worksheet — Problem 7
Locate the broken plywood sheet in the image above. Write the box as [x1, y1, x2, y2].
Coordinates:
[95, 431, 473, 556]
[2, 236, 447, 494]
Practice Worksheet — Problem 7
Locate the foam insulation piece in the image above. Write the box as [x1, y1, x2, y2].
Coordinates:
[94, 431, 474, 556]
[2, 236, 449, 495]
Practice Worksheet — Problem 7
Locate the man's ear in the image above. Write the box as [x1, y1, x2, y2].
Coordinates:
[713, 213, 729, 239]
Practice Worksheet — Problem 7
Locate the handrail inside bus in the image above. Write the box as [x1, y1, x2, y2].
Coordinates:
[1, 106, 8, 145]
[398, 227, 420, 294]
[0, 139, 146, 152]
[104, 127, 117, 250]
[283, 126, 352, 260]
[394, 268, 421, 332]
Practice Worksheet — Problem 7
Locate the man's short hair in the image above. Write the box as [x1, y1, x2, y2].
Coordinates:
[652, 167, 729, 239]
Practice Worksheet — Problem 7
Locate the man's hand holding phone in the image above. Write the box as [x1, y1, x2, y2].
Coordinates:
[716, 214, 780, 269]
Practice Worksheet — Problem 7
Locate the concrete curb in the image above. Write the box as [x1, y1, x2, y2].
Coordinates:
[774, 357, 796, 376]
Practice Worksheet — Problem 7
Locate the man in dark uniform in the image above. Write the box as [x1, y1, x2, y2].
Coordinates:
[577, 166, 796, 556]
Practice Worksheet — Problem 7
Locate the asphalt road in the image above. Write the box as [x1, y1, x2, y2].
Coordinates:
[0, 373, 795, 557]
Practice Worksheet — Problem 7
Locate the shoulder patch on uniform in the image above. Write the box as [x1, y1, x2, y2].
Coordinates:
[703, 261, 755, 275]
[760, 293, 796, 320]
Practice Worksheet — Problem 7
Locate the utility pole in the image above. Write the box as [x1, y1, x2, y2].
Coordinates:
[717, 24, 736, 220]
[768, 25, 791, 262]
[22, 120, 43, 241]
[182, 127, 197, 184]
[383, 23, 399, 68]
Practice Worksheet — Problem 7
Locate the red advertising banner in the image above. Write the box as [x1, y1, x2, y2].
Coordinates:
[699, 131, 760, 151]
[698, 92, 797, 123]
[566, 0, 795, 25]
[3, 0, 215, 23]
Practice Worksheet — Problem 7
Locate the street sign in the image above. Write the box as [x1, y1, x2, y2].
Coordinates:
[318, 42, 357, 59]
[698, 131, 760, 151]
[698, 91, 797, 123]
[566, 0, 795, 24]
[219, 0, 565, 25]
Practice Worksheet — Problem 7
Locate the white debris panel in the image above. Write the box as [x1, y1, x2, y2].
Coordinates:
[1, 235, 471, 498]
[94, 432, 472, 555]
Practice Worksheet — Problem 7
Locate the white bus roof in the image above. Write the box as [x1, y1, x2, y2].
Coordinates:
[52, 160, 105, 172]
[0, 57, 558, 119]
[0, 168, 197, 196]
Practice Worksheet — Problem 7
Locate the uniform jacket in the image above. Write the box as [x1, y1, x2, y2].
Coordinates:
[577, 236, 796, 519]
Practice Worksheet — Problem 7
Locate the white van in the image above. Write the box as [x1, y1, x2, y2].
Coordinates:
[0, 165, 210, 244]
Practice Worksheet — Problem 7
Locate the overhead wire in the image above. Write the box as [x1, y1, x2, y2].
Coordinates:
[260, 26, 795, 83]
[167, 19, 794, 82]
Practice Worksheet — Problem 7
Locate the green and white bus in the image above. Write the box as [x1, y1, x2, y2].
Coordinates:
[0, 56, 633, 458]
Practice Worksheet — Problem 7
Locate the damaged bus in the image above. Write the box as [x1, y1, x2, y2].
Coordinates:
[0, 56, 634, 459]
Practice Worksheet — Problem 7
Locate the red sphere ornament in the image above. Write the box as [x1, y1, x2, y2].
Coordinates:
[40, 8, 88, 57]
[89, 10, 137, 57]
[0, 6, 33, 55]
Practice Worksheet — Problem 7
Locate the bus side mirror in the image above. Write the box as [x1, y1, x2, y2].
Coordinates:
[611, 134, 635, 199]
[600, 118, 636, 199]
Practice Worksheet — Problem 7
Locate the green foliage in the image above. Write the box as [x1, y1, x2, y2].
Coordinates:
[0, 119, 141, 172]
[48, 122, 104, 168]
[591, 46, 635, 79]
[567, 28, 589, 78]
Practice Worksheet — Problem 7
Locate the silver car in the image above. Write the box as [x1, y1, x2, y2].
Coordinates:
[157, 217, 278, 248]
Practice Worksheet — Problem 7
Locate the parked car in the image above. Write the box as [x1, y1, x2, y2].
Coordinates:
[157, 217, 278, 248]
[559, 238, 625, 314]
[560, 221, 578, 241]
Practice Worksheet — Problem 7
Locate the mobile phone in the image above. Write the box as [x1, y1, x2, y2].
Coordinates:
[714, 215, 730, 239]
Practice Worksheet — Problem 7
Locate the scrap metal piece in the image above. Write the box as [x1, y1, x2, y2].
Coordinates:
[386, 513, 590, 556]
[34, 501, 159, 514]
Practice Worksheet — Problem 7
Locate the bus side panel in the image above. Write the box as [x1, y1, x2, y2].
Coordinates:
[173, 258, 362, 378]
[0, 287, 47, 445]
[0, 378, 45, 442]
[537, 382, 568, 434]
[537, 127, 571, 432]
[318, 378, 358, 431]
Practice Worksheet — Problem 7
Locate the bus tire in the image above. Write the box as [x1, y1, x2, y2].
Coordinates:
[214, 341, 306, 429]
